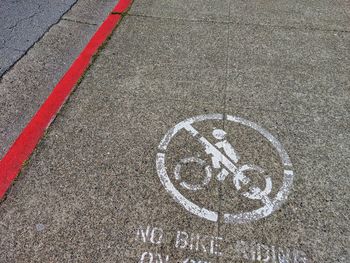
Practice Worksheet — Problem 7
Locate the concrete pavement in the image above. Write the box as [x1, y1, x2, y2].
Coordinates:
[0, 0, 349, 262]
[0, 0, 123, 158]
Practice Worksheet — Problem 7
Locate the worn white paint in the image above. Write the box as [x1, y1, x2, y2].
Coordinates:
[234, 240, 308, 263]
[156, 153, 218, 222]
[156, 114, 294, 224]
[136, 225, 164, 244]
[174, 157, 212, 191]
[175, 230, 223, 256]
[139, 252, 169, 263]
[134, 225, 308, 263]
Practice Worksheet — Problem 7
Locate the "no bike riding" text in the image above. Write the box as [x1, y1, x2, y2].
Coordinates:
[134, 225, 309, 263]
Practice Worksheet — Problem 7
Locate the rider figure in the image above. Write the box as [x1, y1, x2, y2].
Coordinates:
[211, 128, 240, 181]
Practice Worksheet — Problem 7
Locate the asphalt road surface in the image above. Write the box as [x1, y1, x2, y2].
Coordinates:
[0, 0, 78, 76]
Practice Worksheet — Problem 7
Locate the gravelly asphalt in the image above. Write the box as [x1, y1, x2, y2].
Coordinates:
[0, 0, 349, 262]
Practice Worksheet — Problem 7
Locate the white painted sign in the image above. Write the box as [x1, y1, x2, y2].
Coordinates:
[156, 114, 294, 223]
[134, 225, 308, 262]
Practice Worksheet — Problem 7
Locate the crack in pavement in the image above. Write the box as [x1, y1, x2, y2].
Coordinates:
[0, 0, 78, 78]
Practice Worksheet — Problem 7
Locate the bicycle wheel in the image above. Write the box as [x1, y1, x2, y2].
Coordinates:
[174, 157, 212, 191]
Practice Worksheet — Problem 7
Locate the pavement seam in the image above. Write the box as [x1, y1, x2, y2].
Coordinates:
[62, 17, 98, 26]
[218, 2, 232, 262]
[0, 0, 79, 81]
[126, 12, 231, 24]
[59, 90, 346, 120]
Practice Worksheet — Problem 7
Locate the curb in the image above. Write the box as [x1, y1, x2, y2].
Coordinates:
[0, 0, 133, 199]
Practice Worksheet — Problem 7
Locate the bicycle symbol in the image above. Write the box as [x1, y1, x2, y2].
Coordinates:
[156, 114, 294, 224]
[174, 128, 273, 206]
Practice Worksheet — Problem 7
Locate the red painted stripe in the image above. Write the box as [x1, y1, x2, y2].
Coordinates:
[0, 0, 132, 199]
[113, 0, 132, 13]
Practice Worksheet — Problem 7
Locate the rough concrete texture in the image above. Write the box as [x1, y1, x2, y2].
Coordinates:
[0, 0, 349, 262]
[227, 0, 350, 30]
[63, 0, 118, 24]
[129, 0, 231, 21]
[0, 20, 97, 159]
[130, 0, 350, 31]
[0, 0, 77, 76]
[0, 0, 124, 159]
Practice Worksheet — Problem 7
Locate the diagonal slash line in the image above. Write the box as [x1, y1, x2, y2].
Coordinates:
[182, 123, 238, 174]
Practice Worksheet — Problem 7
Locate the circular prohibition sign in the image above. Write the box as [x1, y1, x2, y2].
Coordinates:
[156, 114, 294, 224]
